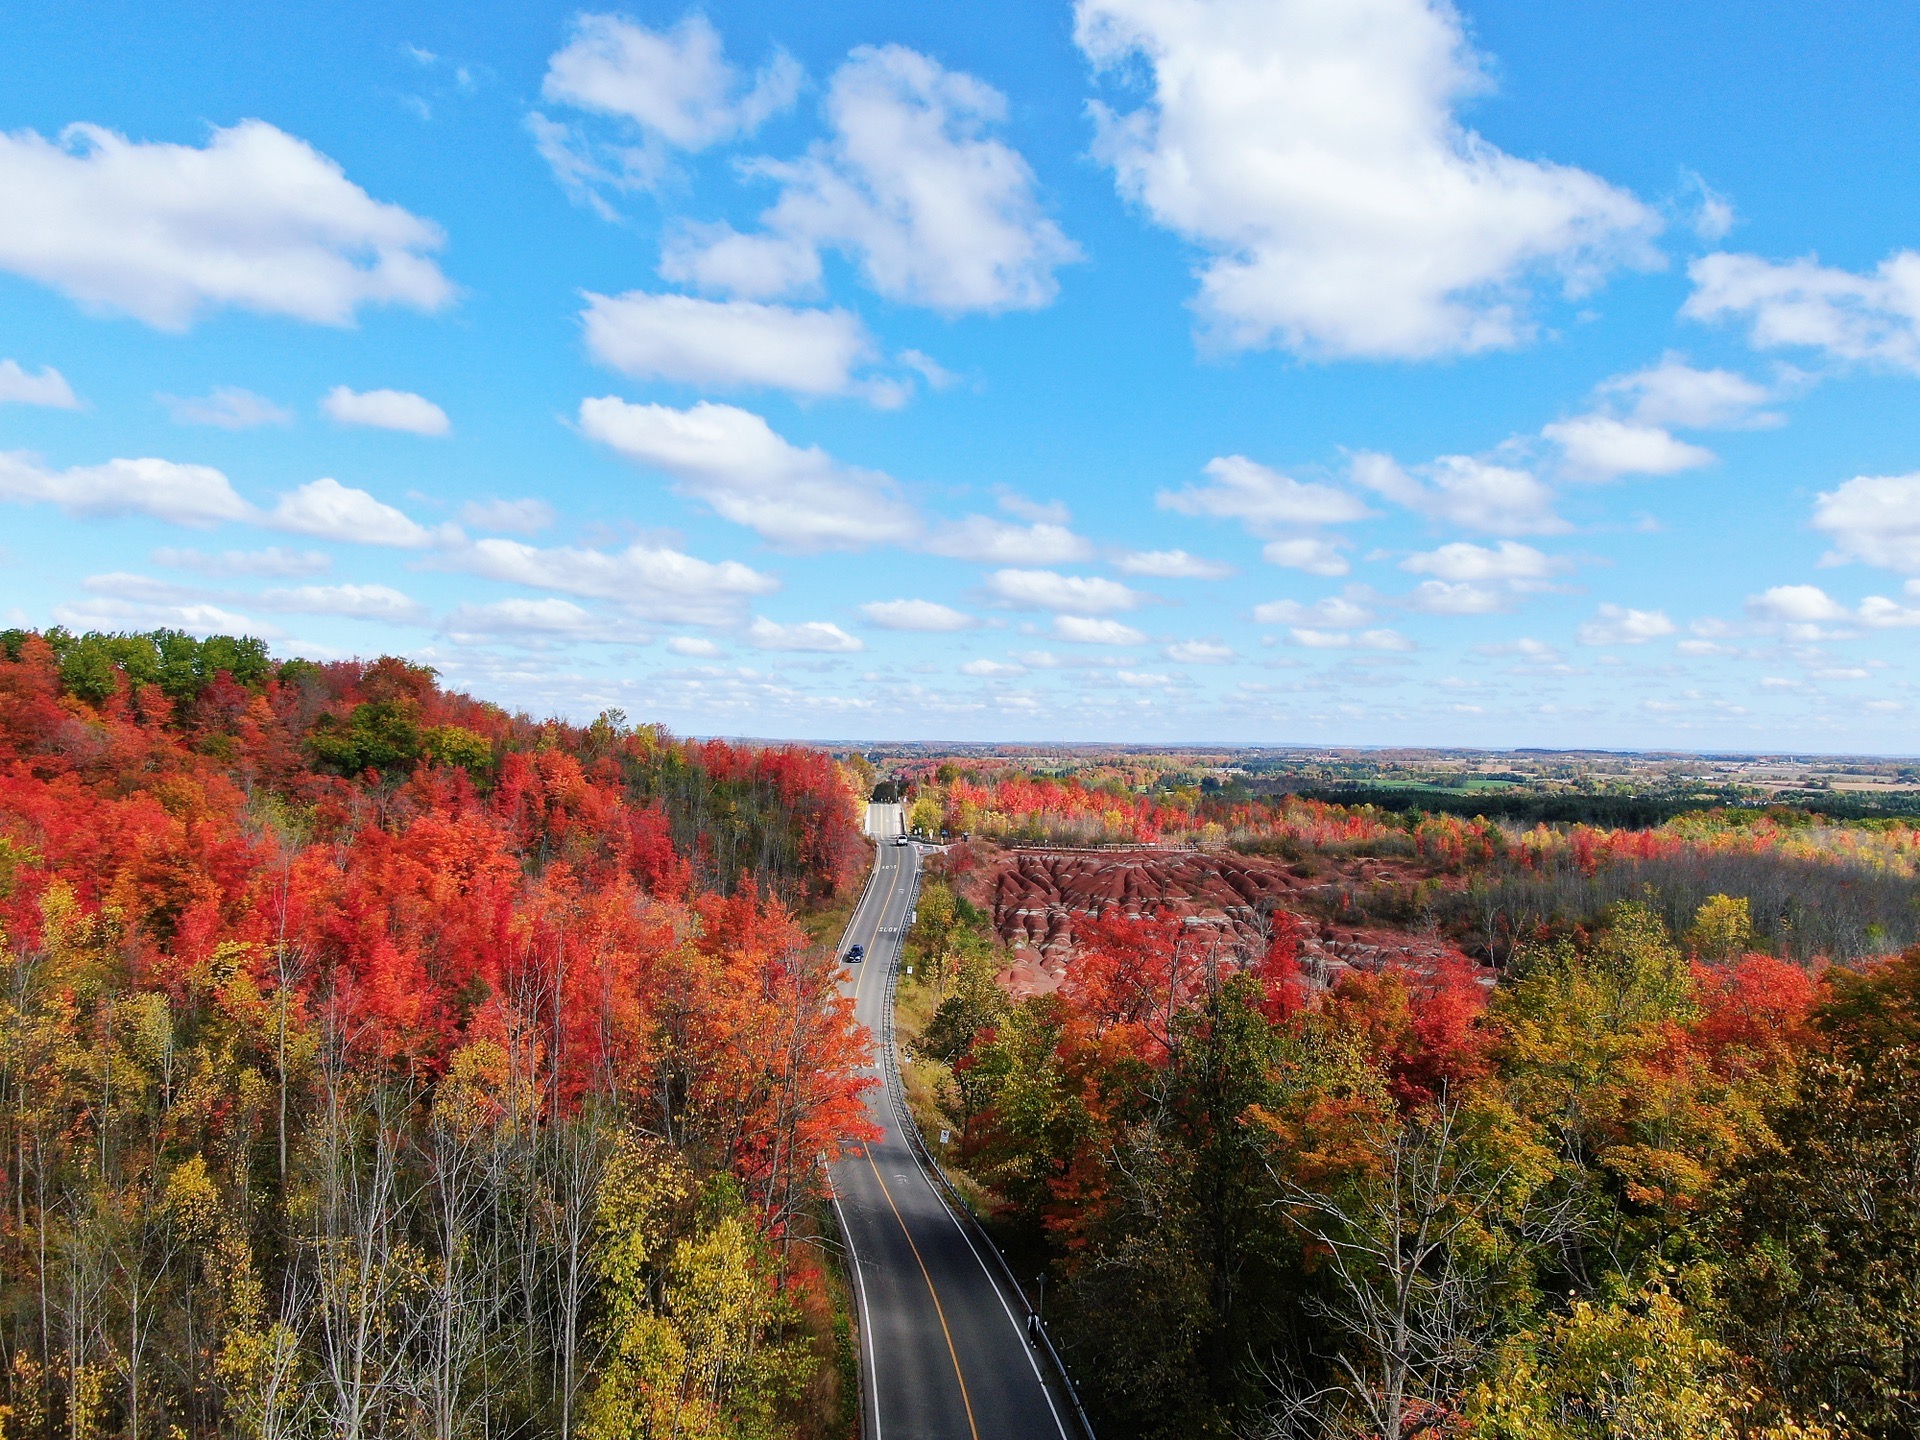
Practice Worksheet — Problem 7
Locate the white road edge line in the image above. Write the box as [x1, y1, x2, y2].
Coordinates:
[830, 1184, 883, 1440]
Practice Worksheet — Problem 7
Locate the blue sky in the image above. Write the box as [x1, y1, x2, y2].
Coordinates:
[3, 0, 1919, 747]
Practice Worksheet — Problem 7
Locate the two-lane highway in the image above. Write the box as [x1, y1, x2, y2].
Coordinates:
[831, 804, 1074, 1440]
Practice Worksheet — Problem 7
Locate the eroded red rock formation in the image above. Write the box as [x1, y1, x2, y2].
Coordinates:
[956, 846, 1484, 998]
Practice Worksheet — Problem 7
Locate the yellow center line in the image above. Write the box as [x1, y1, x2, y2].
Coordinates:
[865, 1142, 982, 1440]
[852, 841, 904, 1011]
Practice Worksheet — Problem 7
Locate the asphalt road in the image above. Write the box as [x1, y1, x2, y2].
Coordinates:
[832, 808, 1075, 1440]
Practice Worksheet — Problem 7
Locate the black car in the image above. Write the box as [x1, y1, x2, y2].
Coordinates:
[845, 944, 864, 964]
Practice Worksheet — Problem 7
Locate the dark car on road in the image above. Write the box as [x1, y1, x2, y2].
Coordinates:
[845, 943, 864, 964]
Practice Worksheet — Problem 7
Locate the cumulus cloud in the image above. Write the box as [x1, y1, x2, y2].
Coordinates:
[1286, 626, 1412, 651]
[1685, 249, 1920, 372]
[1160, 455, 1370, 532]
[986, 569, 1143, 613]
[961, 657, 1026, 676]
[1253, 594, 1373, 627]
[1543, 415, 1715, 481]
[1262, 536, 1350, 577]
[1576, 603, 1675, 646]
[1402, 581, 1508, 615]
[1053, 615, 1147, 645]
[153, 545, 329, 577]
[667, 636, 722, 657]
[270, 477, 441, 547]
[923, 516, 1094, 564]
[747, 616, 863, 652]
[459, 498, 554, 535]
[1164, 639, 1235, 663]
[1596, 353, 1781, 430]
[1351, 451, 1566, 535]
[1746, 584, 1849, 625]
[1074, 0, 1658, 358]
[860, 598, 974, 631]
[443, 597, 638, 643]
[533, 12, 800, 210]
[0, 452, 251, 526]
[0, 120, 452, 329]
[579, 396, 919, 551]
[55, 596, 282, 638]
[579, 290, 904, 403]
[0, 359, 79, 408]
[1113, 547, 1233, 579]
[1812, 473, 1920, 573]
[260, 582, 427, 622]
[453, 536, 776, 627]
[160, 386, 290, 429]
[680, 45, 1078, 313]
[1402, 540, 1560, 584]
[323, 385, 450, 436]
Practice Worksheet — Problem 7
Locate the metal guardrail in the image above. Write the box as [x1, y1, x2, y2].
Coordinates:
[877, 879, 1100, 1440]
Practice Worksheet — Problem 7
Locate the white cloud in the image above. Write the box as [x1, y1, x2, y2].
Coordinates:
[323, 385, 449, 436]
[1859, 595, 1920, 629]
[1596, 354, 1780, 430]
[160, 386, 290, 429]
[0, 120, 452, 329]
[531, 14, 799, 214]
[1262, 536, 1350, 577]
[1685, 174, 1736, 243]
[667, 636, 722, 657]
[0, 452, 251, 526]
[860, 599, 975, 631]
[1160, 455, 1370, 531]
[579, 290, 899, 402]
[687, 45, 1078, 313]
[1543, 415, 1715, 480]
[1287, 627, 1351, 649]
[924, 516, 1094, 564]
[260, 582, 426, 622]
[961, 657, 1026, 676]
[0, 359, 79, 408]
[1403, 580, 1506, 615]
[1357, 628, 1415, 651]
[542, 13, 799, 149]
[459, 498, 554, 535]
[987, 569, 1143, 613]
[1577, 603, 1676, 646]
[153, 545, 330, 577]
[579, 396, 918, 552]
[1475, 637, 1563, 663]
[747, 616, 863, 652]
[1685, 249, 1920, 372]
[1114, 548, 1233, 579]
[1812, 473, 1920, 573]
[1402, 540, 1559, 584]
[1164, 639, 1234, 663]
[1746, 584, 1849, 625]
[1074, 0, 1658, 359]
[1053, 615, 1147, 645]
[454, 537, 775, 627]
[271, 478, 440, 548]
[1351, 451, 1566, 535]
[1253, 594, 1374, 627]
[444, 597, 615, 640]
[55, 597, 282, 638]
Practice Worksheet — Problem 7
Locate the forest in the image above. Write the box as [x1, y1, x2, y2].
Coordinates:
[0, 627, 876, 1440]
[898, 809, 1920, 1439]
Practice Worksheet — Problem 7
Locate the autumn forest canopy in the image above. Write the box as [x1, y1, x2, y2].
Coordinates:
[1, 627, 1918, 1440]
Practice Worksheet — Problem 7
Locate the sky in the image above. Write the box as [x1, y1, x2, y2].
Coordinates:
[3, 0, 1920, 749]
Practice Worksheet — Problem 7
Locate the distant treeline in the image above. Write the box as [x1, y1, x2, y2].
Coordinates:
[1288, 783, 1920, 827]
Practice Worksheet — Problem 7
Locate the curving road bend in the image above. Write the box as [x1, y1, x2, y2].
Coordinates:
[831, 804, 1075, 1440]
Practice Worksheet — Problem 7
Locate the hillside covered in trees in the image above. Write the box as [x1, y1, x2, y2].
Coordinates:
[0, 628, 875, 1439]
